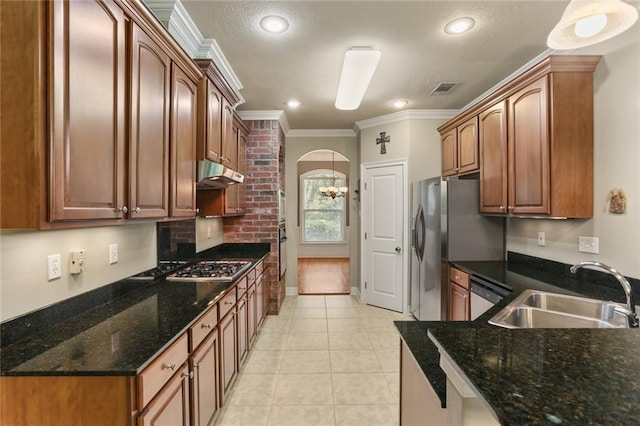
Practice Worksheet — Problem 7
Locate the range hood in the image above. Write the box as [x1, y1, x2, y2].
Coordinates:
[196, 160, 244, 188]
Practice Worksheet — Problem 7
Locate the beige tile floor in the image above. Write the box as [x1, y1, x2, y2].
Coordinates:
[214, 295, 414, 426]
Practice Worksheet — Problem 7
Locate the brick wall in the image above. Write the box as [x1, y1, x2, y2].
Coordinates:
[224, 120, 285, 314]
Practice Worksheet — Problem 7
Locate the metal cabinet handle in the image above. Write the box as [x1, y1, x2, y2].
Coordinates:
[224, 300, 234, 305]
[118, 206, 128, 213]
[195, 362, 201, 369]
[134, 207, 141, 213]
[165, 363, 177, 371]
[201, 323, 213, 329]
[499, 206, 505, 210]
[181, 371, 194, 379]
[508, 206, 513, 211]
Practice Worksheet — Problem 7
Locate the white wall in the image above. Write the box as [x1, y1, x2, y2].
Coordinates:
[0, 223, 157, 322]
[507, 23, 640, 279]
[284, 134, 359, 293]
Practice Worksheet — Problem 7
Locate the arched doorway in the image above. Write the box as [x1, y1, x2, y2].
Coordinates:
[296, 149, 350, 295]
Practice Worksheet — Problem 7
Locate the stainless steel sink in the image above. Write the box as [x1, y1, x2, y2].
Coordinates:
[489, 289, 631, 329]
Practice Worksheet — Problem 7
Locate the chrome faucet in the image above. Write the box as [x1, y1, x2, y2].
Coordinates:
[570, 261, 638, 328]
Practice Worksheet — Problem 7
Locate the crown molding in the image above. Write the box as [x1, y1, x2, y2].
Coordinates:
[354, 109, 458, 130]
[236, 110, 291, 135]
[144, 0, 244, 105]
[287, 129, 357, 138]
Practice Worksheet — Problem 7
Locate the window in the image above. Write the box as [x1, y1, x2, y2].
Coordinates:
[301, 170, 346, 242]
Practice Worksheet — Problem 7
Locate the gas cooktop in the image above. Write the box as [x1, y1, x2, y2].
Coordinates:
[128, 261, 188, 281]
[166, 260, 252, 282]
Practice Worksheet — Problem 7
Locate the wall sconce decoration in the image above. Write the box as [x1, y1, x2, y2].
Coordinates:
[376, 132, 390, 154]
[608, 187, 627, 214]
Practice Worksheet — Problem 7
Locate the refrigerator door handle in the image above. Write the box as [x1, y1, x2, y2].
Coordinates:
[414, 205, 425, 262]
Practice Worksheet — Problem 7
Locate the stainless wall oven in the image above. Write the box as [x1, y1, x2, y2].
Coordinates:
[278, 224, 287, 279]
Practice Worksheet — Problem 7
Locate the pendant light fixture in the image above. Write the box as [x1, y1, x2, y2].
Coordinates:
[319, 152, 348, 199]
[547, 0, 638, 50]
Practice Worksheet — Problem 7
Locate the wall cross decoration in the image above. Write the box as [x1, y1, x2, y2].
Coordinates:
[376, 132, 390, 154]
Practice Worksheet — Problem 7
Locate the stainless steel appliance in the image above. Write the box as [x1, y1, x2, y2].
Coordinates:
[167, 260, 252, 282]
[279, 224, 287, 279]
[469, 275, 510, 320]
[128, 261, 188, 280]
[410, 177, 505, 320]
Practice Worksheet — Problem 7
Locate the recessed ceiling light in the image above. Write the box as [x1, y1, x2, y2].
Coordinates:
[260, 15, 289, 33]
[391, 100, 408, 109]
[444, 17, 475, 35]
[287, 100, 301, 108]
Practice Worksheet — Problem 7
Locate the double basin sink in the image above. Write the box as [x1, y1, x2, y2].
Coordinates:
[489, 289, 633, 329]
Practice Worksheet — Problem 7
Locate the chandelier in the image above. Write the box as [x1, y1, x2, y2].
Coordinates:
[319, 152, 348, 199]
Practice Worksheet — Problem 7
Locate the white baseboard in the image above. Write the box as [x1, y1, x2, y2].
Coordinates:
[351, 286, 361, 301]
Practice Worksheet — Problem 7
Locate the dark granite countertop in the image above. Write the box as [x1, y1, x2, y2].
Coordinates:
[0, 244, 269, 377]
[395, 252, 640, 424]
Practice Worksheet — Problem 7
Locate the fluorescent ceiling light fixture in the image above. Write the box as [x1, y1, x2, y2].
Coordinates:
[287, 100, 301, 108]
[391, 100, 408, 109]
[547, 0, 638, 49]
[260, 15, 289, 33]
[334, 47, 381, 110]
[444, 17, 475, 34]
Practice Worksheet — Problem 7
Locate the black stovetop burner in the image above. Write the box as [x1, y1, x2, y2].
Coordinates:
[167, 260, 252, 282]
[128, 261, 188, 280]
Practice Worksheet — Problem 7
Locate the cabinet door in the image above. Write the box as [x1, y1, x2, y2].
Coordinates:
[219, 310, 237, 403]
[479, 101, 508, 214]
[457, 117, 479, 174]
[236, 296, 248, 366]
[508, 76, 550, 215]
[247, 285, 257, 346]
[236, 127, 248, 214]
[170, 64, 197, 217]
[191, 331, 219, 426]
[220, 98, 235, 169]
[138, 364, 190, 426]
[441, 129, 457, 176]
[130, 24, 170, 219]
[255, 273, 265, 327]
[198, 79, 223, 163]
[49, 0, 127, 221]
[449, 282, 469, 321]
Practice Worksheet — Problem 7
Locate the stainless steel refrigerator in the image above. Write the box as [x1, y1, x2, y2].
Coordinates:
[410, 177, 504, 320]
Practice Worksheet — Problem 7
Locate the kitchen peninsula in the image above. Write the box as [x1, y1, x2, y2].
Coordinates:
[396, 252, 640, 425]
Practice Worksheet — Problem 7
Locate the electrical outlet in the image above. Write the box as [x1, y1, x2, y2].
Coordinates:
[538, 232, 545, 246]
[109, 244, 118, 264]
[578, 236, 599, 254]
[48, 254, 62, 280]
[69, 250, 86, 274]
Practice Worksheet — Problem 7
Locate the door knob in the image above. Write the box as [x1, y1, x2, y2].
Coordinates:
[395, 247, 401, 252]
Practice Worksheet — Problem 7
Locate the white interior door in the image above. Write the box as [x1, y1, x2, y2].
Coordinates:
[362, 161, 406, 312]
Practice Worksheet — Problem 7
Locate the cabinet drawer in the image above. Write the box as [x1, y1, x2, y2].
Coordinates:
[450, 267, 469, 289]
[236, 276, 248, 299]
[138, 332, 189, 408]
[190, 304, 218, 351]
[247, 268, 257, 285]
[219, 287, 237, 319]
[255, 260, 264, 278]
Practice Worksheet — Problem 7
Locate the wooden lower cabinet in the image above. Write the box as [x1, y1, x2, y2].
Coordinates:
[449, 282, 470, 321]
[256, 272, 266, 326]
[236, 295, 248, 366]
[190, 330, 219, 426]
[247, 284, 257, 346]
[219, 308, 238, 403]
[400, 340, 446, 426]
[138, 363, 190, 426]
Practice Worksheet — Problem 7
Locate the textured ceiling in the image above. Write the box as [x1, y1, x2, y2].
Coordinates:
[181, 0, 570, 130]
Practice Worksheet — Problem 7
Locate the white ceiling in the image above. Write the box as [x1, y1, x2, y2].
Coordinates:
[181, 0, 571, 130]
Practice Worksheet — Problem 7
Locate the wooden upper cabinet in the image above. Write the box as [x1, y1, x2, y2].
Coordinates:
[49, 0, 127, 221]
[441, 118, 479, 177]
[508, 76, 550, 215]
[479, 100, 508, 214]
[129, 24, 171, 219]
[197, 79, 223, 162]
[220, 98, 237, 170]
[457, 117, 479, 174]
[441, 129, 457, 176]
[170, 63, 197, 218]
